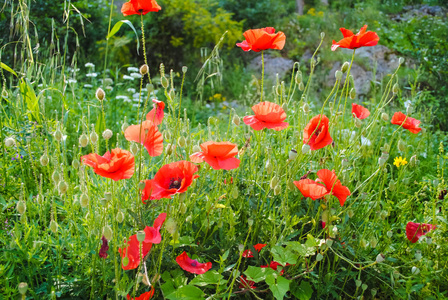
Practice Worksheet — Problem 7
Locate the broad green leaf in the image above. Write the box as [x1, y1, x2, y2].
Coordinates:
[266, 274, 290, 300]
[19, 78, 41, 122]
[286, 242, 315, 257]
[190, 270, 225, 287]
[271, 245, 297, 266]
[107, 20, 140, 54]
[291, 280, 313, 300]
[1, 62, 17, 77]
[244, 266, 275, 283]
[166, 285, 205, 300]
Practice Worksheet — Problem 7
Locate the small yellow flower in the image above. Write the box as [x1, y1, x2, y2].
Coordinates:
[393, 156, 408, 167]
[215, 204, 227, 209]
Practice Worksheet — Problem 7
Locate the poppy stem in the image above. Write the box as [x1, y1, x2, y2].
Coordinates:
[261, 51, 264, 102]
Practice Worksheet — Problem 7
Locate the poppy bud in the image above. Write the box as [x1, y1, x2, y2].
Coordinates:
[122, 256, 129, 267]
[169, 89, 175, 100]
[182, 66, 188, 73]
[265, 160, 273, 174]
[103, 226, 113, 241]
[414, 250, 422, 261]
[397, 139, 406, 152]
[136, 230, 145, 243]
[335, 70, 342, 81]
[102, 129, 113, 140]
[58, 181, 68, 194]
[116, 211, 124, 223]
[163, 130, 171, 141]
[95, 88, 105, 101]
[233, 114, 240, 126]
[274, 184, 281, 195]
[302, 144, 310, 154]
[347, 209, 354, 218]
[320, 32, 325, 39]
[287, 180, 296, 191]
[17, 200, 26, 215]
[298, 82, 304, 91]
[79, 134, 89, 147]
[386, 230, 393, 238]
[80, 193, 89, 208]
[341, 159, 349, 168]
[104, 192, 112, 201]
[270, 175, 279, 189]
[178, 136, 186, 148]
[399, 57, 404, 65]
[370, 237, 377, 248]
[406, 104, 413, 115]
[161, 76, 169, 89]
[426, 237, 432, 245]
[341, 62, 350, 73]
[130, 143, 139, 156]
[166, 144, 173, 155]
[295, 71, 302, 85]
[376, 253, 385, 263]
[18, 282, 28, 295]
[302, 102, 310, 113]
[5, 137, 16, 147]
[389, 180, 396, 191]
[282, 102, 288, 113]
[392, 83, 399, 94]
[192, 145, 201, 153]
[121, 121, 129, 133]
[40, 154, 49, 166]
[232, 186, 239, 199]
[411, 266, 420, 275]
[139, 64, 148, 75]
[349, 88, 356, 100]
[159, 63, 165, 77]
[72, 158, 80, 169]
[54, 129, 63, 142]
[50, 220, 58, 233]
[100, 198, 108, 206]
[288, 149, 297, 160]
[90, 130, 98, 144]
[52, 170, 60, 183]
[359, 238, 367, 248]
[381, 112, 389, 122]
[165, 218, 177, 235]
[354, 117, 362, 128]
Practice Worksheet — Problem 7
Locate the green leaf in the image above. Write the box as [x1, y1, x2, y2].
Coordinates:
[190, 270, 225, 287]
[19, 78, 41, 122]
[291, 281, 313, 300]
[107, 20, 140, 54]
[166, 285, 205, 300]
[266, 274, 290, 300]
[271, 245, 297, 266]
[286, 242, 315, 257]
[244, 266, 275, 283]
[1, 62, 17, 77]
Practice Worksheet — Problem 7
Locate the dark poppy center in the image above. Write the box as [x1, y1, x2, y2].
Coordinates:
[190, 261, 198, 267]
[169, 177, 182, 189]
[314, 128, 321, 137]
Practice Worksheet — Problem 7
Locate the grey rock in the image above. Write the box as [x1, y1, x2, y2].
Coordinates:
[248, 54, 294, 84]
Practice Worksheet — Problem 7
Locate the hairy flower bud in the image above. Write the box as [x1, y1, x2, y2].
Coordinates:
[52, 170, 60, 183]
[58, 181, 68, 194]
[95, 88, 105, 101]
[161, 76, 169, 89]
[354, 117, 362, 128]
[18, 282, 28, 295]
[50, 220, 58, 233]
[103, 225, 113, 241]
[40, 154, 49, 166]
[406, 104, 413, 115]
[166, 144, 173, 155]
[409, 155, 418, 167]
[341, 62, 350, 73]
[182, 66, 188, 73]
[17, 200, 26, 215]
[335, 70, 342, 81]
[265, 160, 273, 174]
[72, 158, 80, 169]
[232, 186, 239, 199]
[295, 71, 302, 85]
[282, 102, 288, 113]
[102, 129, 113, 140]
[397, 139, 406, 152]
[399, 57, 404, 65]
[130, 143, 139, 156]
[370, 237, 378, 248]
[274, 184, 281, 195]
[54, 129, 63, 142]
[302, 102, 310, 113]
[270, 175, 279, 189]
[139, 64, 148, 75]
[302, 144, 311, 154]
[411, 266, 420, 275]
[233, 114, 240, 126]
[178, 136, 186, 148]
[79, 134, 89, 147]
[116, 211, 124, 223]
[90, 130, 98, 144]
[389, 180, 396, 191]
[104, 192, 112, 201]
[80, 193, 89, 208]
[392, 83, 399, 94]
[381, 112, 389, 122]
[349, 88, 356, 100]
[298, 82, 304, 91]
[165, 218, 177, 235]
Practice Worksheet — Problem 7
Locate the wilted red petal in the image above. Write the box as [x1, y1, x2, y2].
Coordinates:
[146, 99, 165, 125]
[127, 286, 155, 300]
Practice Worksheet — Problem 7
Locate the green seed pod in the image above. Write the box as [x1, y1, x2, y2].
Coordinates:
[116, 211, 124, 223]
[95, 88, 105, 101]
[54, 129, 63, 142]
[392, 83, 399, 94]
[58, 181, 68, 194]
[18, 282, 28, 295]
[136, 230, 145, 242]
[335, 70, 342, 81]
[122, 256, 129, 267]
[50, 220, 58, 233]
[80, 193, 89, 208]
[349, 88, 356, 100]
[397, 139, 406, 152]
[17, 200, 26, 215]
[320, 32, 325, 39]
[354, 117, 362, 128]
[79, 134, 89, 147]
[182, 66, 188, 73]
[341, 62, 350, 73]
[302, 144, 311, 154]
[288, 149, 297, 160]
[52, 170, 60, 183]
[40, 154, 49, 166]
[103, 225, 113, 240]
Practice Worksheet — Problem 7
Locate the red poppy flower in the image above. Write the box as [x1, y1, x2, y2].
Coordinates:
[146, 99, 165, 125]
[303, 115, 333, 151]
[121, 0, 161, 16]
[406, 222, 436, 243]
[331, 25, 379, 51]
[176, 251, 212, 274]
[294, 169, 351, 206]
[190, 141, 240, 170]
[99, 236, 109, 259]
[352, 103, 370, 119]
[239, 275, 256, 289]
[242, 243, 267, 258]
[127, 287, 155, 300]
[236, 27, 286, 52]
[118, 213, 166, 270]
[261, 261, 289, 275]
[81, 148, 135, 181]
[124, 120, 163, 156]
[243, 102, 288, 131]
[391, 112, 422, 134]
[141, 161, 199, 202]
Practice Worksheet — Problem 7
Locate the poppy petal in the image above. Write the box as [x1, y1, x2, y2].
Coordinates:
[294, 179, 329, 200]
